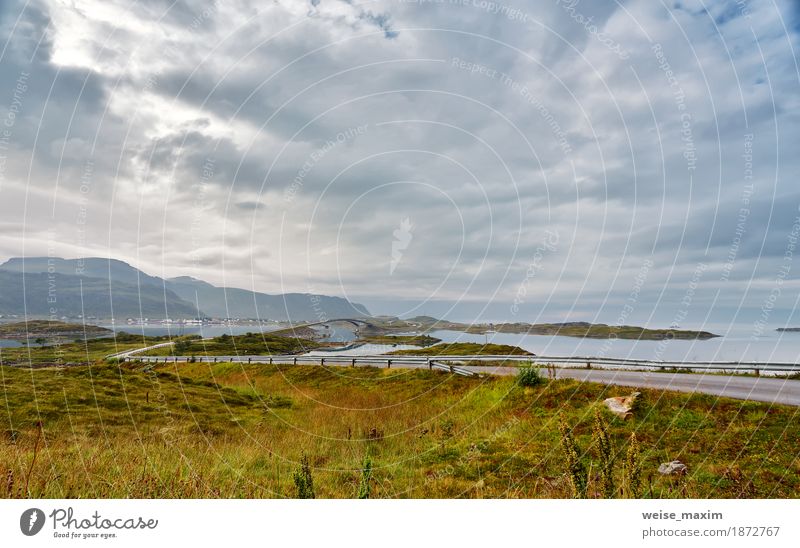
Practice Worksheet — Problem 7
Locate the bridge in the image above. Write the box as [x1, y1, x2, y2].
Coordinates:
[296, 318, 374, 329]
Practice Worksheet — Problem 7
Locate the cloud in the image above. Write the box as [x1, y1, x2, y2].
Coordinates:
[0, 0, 799, 326]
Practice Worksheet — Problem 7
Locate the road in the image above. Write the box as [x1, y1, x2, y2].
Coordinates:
[461, 365, 800, 407]
[115, 348, 800, 407]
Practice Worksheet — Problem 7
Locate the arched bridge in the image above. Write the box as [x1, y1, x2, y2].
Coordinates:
[294, 318, 375, 329]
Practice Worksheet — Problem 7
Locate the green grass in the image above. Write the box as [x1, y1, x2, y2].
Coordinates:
[0, 332, 167, 367]
[1, 361, 798, 498]
[523, 324, 719, 340]
[459, 323, 718, 340]
[389, 342, 533, 356]
[141, 332, 320, 357]
[357, 334, 441, 346]
[0, 320, 111, 339]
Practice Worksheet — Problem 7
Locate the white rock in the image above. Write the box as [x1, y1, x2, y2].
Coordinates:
[658, 460, 688, 475]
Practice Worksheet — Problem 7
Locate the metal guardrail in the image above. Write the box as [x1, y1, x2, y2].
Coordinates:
[115, 352, 800, 375]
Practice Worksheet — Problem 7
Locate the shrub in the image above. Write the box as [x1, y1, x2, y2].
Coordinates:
[174, 340, 192, 354]
[293, 453, 315, 499]
[517, 365, 542, 387]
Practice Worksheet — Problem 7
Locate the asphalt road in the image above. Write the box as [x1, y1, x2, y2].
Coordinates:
[461, 365, 800, 406]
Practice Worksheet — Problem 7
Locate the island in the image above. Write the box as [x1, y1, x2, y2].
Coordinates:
[359, 316, 719, 341]
[0, 320, 111, 340]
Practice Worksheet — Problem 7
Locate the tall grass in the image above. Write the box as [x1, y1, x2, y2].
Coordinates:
[558, 418, 588, 498]
[0, 362, 798, 498]
[592, 410, 615, 498]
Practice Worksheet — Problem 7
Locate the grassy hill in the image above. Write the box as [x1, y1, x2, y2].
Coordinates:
[141, 332, 320, 356]
[372, 317, 719, 340]
[0, 320, 110, 339]
[389, 342, 533, 356]
[0, 332, 168, 367]
[2, 361, 796, 498]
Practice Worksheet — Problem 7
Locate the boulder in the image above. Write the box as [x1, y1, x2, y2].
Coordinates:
[603, 392, 641, 419]
[658, 460, 688, 475]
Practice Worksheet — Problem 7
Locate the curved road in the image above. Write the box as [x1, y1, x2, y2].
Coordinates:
[115, 347, 800, 406]
[462, 365, 800, 407]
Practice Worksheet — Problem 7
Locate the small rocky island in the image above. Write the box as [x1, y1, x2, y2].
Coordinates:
[368, 317, 719, 340]
[0, 320, 111, 340]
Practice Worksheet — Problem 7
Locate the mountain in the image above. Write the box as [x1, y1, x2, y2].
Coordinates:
[165, 276, 370, 320]
[0, 257, 370, 321]
[0, 270, 200, 319]
[0, 256, 164, 286]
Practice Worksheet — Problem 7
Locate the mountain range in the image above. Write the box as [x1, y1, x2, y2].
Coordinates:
[0, 257, 370, 321]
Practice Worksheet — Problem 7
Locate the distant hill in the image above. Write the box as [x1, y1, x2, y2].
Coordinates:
[164, 276, 370, 320]
[0, 270, 199, 319]
[0, 320, 111, 339]
[0, 257, 370, 321]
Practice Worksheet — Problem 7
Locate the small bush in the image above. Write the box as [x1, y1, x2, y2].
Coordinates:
[293, 454, 315, 499]
[517, 365, 543, 387]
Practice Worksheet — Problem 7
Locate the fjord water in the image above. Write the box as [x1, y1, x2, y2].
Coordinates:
[3, 323, 798, 363]
[298, 325, 800, 363]
[100, 324, 284, 338]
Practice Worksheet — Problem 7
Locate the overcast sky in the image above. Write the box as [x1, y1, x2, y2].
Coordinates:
[0, 0, 798, 327]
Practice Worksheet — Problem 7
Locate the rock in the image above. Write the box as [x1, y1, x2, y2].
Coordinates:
[658, 460, 688, 475]
[603, 392, 641, 419]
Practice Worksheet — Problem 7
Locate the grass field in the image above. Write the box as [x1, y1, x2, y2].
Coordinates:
[0, 320, 110, 339]
[0, 332, 167, 367]
[389, 342, 533, 356]
[141, 332, 320, 357]
[356, 334, 441, 346]
[1, 361, 798, 498]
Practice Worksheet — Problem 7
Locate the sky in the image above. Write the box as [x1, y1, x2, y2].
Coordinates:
[0, 0, 798, 329]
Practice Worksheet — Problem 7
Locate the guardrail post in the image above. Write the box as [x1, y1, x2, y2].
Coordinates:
[449, 365, 454, 374]
[351, 358, 356, 367]
[387, 359, 391, 369]
[427, 358, 431, 370]
[755, 367, 760, 377]
[293, 357, 297, 365]
[321, 357, 325, 366]
[586, 361, 591, 369]
[213, 357, 217, 363]
[269, 357, 273, 365]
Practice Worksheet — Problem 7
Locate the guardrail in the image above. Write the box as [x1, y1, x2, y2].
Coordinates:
[118, 354, 479, 375]
[116, 353, 800, 375]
